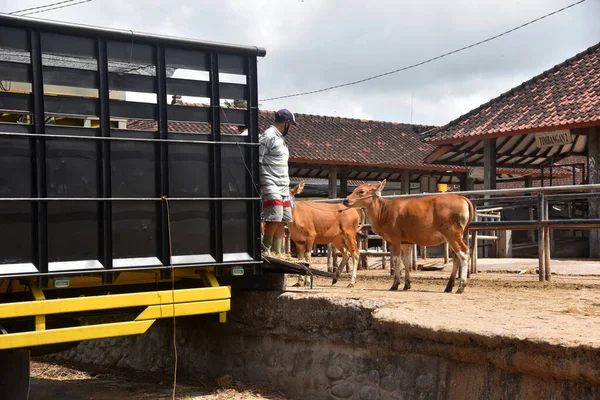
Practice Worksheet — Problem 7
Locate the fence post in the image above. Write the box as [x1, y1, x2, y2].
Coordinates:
[497, 230, 512, 258]
[382, 240, 387, 270]
[471, 231, 478, 274]
[389, 244, 395, 276]
[412, 244, 418, 270]
[544, 197, 551, 281]
[537, 193, 546, 282]
[544, 226, 551, 281]
[444, 242, 449, 264]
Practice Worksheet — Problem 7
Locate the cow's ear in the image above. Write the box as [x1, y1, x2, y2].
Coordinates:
[376, 179, 387, 193]
[297, 181, 305, 194]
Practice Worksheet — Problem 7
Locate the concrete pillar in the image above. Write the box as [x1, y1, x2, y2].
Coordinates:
[401, 170, 410, 194]
[484, 138, 497, 190]
[588, 128, 600, 258]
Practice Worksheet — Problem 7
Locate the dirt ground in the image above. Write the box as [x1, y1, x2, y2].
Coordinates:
[288, 257, 600, 348]
[29, 360, 292, 400]
[28, 256, 600, 398]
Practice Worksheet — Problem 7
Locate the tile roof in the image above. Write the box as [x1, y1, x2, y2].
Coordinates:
[127, 107, 441, 169]
[424, 42, 600, 144]
[126, 107, 572, 179]
[259, 110, 439, 169]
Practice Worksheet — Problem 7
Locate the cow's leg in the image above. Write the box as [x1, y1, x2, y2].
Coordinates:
[302, 237, 316, 287]
[445, 253, 460, 293]
[390, 245, 404, 291]
[442, 225, 470, 293]
[349, 250, 359, 288]
[342, 233, 360, 288]
[293, 241, 307, 287]
[332, 248, 350, 286]
[400, 244, 412, 290]
[456, 246, 469, 293]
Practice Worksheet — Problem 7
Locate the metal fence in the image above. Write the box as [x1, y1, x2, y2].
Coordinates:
[308, 183, 600, 282]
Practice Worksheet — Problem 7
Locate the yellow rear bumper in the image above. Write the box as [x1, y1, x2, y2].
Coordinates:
[0, 272, 230, 351]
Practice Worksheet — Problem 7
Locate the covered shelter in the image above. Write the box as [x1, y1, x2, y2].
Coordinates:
[423, 42, 600, 257]
[257, 110, 566, 198]
[128, 109, 568, 198]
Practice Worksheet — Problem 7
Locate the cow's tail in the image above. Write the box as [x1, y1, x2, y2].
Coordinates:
[460, 196, 475, 249]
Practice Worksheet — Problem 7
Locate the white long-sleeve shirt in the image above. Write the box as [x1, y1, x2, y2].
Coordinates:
[258, 125, 290, 196]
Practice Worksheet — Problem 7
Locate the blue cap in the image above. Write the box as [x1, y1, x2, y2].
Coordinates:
[275, 109, 297, 125]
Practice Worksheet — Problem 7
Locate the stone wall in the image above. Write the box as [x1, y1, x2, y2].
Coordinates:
[48, 291, 600, 399]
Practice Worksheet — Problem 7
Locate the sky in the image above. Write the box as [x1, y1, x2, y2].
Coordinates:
[2, 0, 599, 127]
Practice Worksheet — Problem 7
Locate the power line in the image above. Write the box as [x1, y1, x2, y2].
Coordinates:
[259, 0, 587, 102]
[9, 0, 92, 16]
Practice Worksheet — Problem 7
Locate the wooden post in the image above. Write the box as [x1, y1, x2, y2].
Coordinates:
[389, 244, 395, 276]
[544, 226, 551, 281]
[401, 170, 410, 194]
[444, 242, 449, 264]
[484, 138, 497, 190]
[382, 240, 387, 270]
[538, 226, 546, 282]
[412, 244, 417, 270]
[339, 167, 349, 198]
[459, 172, 468, 192]
[497, 230, 512, 258]
[526, 175, 536, 244]
[471, 231, 478, 274]
[327, 166, 338, 273]
[328, 166, 338, 199]
[588, 127, 600, 258]
[419, 176, 429, 193]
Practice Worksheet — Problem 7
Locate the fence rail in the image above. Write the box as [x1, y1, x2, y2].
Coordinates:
[295, 184, 600, 282]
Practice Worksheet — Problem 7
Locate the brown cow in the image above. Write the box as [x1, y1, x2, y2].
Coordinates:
[288, 182, 364, 287]
[343, 180, 474, 293]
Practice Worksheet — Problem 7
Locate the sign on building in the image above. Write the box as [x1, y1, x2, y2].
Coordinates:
[534, 130, 573, 148]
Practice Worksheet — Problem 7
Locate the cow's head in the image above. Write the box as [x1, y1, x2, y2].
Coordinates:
[289, 181, 305, 198]
[343, 180, 387, 208]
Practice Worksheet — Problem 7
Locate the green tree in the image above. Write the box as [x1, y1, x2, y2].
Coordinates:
[223, 99, 247, 108]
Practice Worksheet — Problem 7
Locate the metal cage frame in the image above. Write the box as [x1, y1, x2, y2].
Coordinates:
[0, 14, 266, 284]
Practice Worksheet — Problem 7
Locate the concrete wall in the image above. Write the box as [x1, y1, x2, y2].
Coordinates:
[47, 291, 600, 400]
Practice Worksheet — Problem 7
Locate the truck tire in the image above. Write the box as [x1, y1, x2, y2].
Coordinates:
[0, 349, 30, 400]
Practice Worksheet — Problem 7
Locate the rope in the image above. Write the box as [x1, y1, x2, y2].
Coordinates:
[293, 198, 351, 213]
[292, 193, 375, 213]
[161, 195, 178, 400]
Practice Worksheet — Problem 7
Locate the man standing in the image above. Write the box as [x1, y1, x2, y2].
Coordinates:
[259, 109, 297, 256]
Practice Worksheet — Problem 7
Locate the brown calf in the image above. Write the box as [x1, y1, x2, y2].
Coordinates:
[288, 182, 364, 287]
[343, 180, 474, 293]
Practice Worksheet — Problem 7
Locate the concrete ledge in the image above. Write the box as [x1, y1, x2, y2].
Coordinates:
[48, 291, 600, 399]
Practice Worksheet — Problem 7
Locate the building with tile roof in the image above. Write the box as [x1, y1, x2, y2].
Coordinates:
[127, 107, 570, 195]
[423, 42, 600, 172]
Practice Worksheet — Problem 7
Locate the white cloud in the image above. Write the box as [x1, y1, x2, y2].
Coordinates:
[2, 0, 599, 126]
